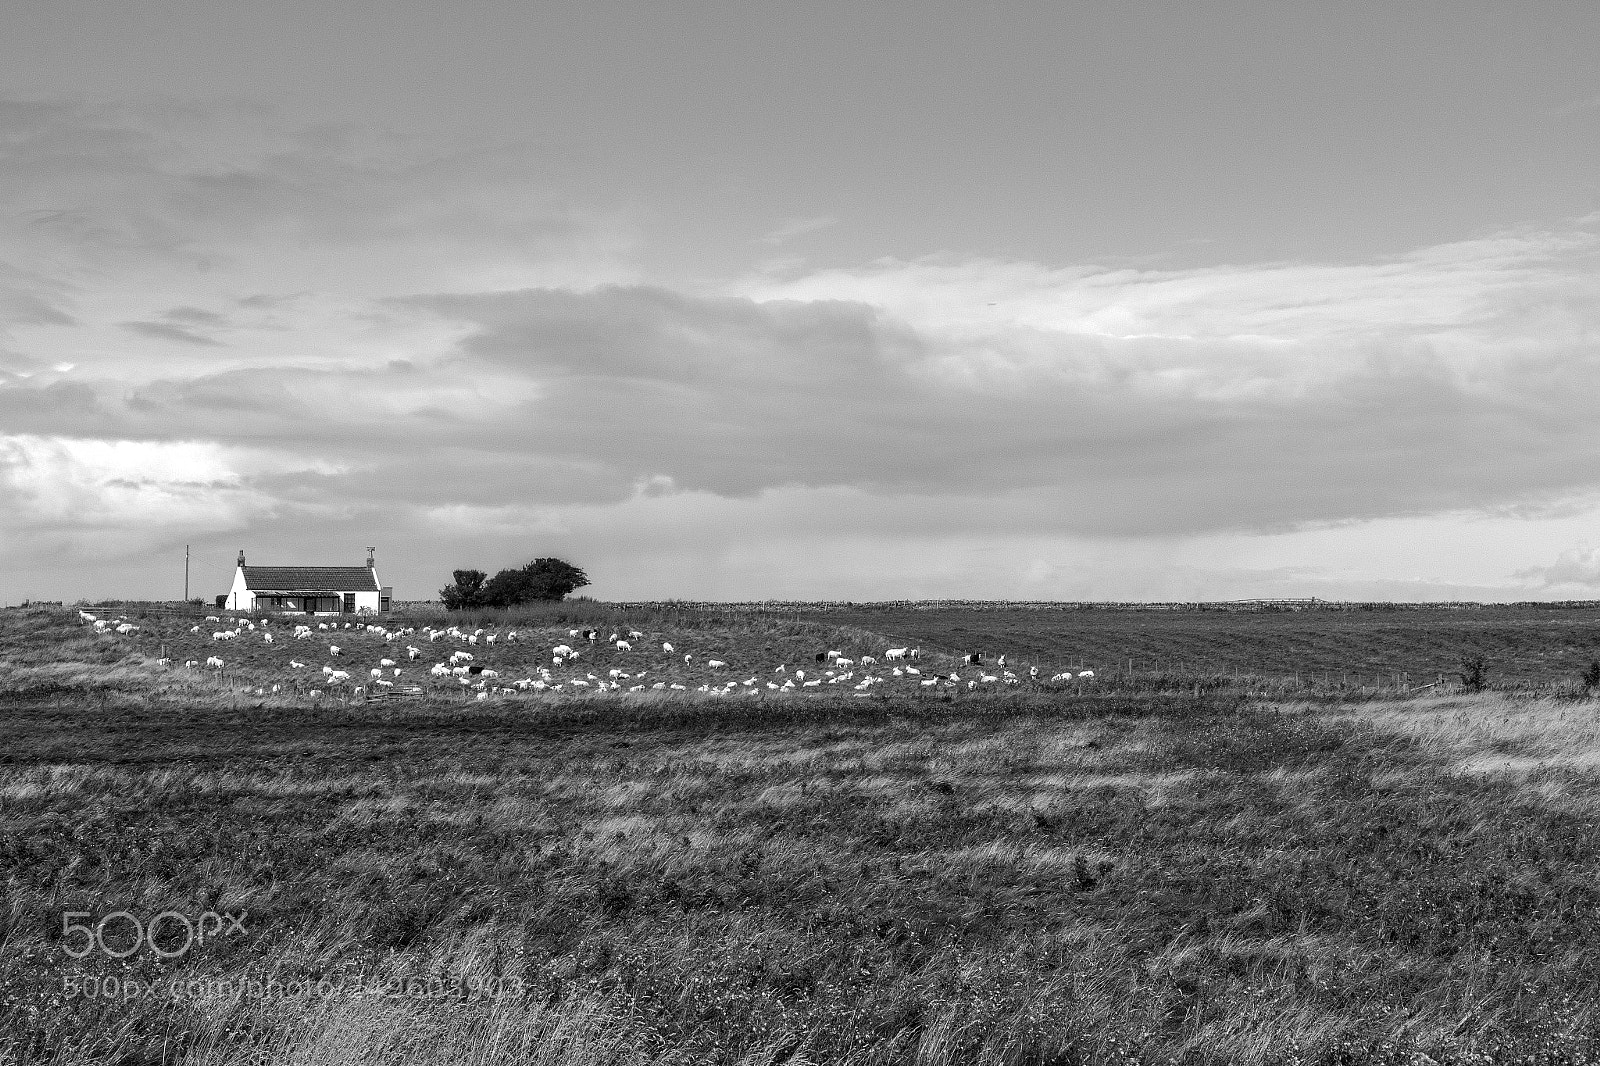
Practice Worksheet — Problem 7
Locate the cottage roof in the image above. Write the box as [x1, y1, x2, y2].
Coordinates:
[240, 566, 380, 592]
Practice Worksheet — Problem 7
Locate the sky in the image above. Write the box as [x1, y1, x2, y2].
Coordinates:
[2, 1, 1600, 603]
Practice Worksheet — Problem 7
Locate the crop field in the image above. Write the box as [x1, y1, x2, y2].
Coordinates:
[4, 603, 1600, 1064]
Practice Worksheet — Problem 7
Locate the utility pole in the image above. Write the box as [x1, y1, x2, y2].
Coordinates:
[184, 544, 190, 602]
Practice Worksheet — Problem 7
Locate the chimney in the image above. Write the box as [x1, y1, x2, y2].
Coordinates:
[238, 549, 246, 567]
[366, 546, 376, 568]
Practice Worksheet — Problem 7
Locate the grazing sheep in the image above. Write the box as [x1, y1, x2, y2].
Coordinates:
[1079, 670, 1095, 679]
[329, 645, 342, 656]
[406, 646, 421, 660]
[885, 648, 908, 660]
[328, 670, 351, 684]
[206, 656, 224, 670]
[707, 660, 728, 670]
[552, 645, 573, 657]
[833, 658, 854, 669]
[290, 661, 307, 670]
[628, 630, 644, 639]
[859, 655, 876, 665]
[615, 640, 632, 652]
[262, 632, 274, 644]
[370, 669, 383, 679]
[379, 658, 396, 668]
[662, 642, 673, 653]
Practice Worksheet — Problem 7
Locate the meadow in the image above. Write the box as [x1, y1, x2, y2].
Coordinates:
[3, 603, 1600, 1064]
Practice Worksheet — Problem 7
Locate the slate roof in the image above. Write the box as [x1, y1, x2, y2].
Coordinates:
[241, 566, 380, 592]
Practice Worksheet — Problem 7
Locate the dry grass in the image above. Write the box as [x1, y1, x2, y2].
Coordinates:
[5, 606, 1600, 1063]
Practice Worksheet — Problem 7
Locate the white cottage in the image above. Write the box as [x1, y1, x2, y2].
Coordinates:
[225, 549, 392, 615]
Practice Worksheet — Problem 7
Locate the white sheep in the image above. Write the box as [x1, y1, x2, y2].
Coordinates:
[290, 660, 307, 670]
[615, 640, 632, 652]
[262, 632, 273, 644]
[329, 645, 342, 656]
[328, 670, 351, 684]
[885, 648, 908, 660]
[379, 658, 396, 668]
[206, 656, 224, 669]
[662, 642, 674, 653]
[552, 644, 573, 657]
[707, 660, 728, 669]
[628, 630, 644, 639]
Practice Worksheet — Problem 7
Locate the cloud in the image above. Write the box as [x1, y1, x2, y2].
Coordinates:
[121, 320, 225, 346]
[5, 96, 1600, 601]
[759, 215, 838, 245]
[395, 219, 1600, 537]
[1516, 546, 1600, 588]
[0, 433, 346, 566]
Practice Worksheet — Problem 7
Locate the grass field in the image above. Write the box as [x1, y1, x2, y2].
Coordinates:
[4, 604, 1600, 1064]
[815, 605, 1600, 693]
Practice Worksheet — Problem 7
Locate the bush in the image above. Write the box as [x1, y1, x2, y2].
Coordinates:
[1582, 659, 1600, 692]
[1459, 654, 1488, 693]
[439, 569, 489, 610]
[441, 560, 589, 610]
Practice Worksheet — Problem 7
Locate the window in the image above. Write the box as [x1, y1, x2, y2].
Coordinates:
[343, 593, 356, 613]
[380, 597, 390, 612]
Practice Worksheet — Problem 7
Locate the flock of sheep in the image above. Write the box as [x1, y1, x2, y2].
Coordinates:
[76, 609, 1098, 702]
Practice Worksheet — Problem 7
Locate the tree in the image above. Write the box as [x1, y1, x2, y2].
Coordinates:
[439, 569, 489, 610]
[480, 558, 589, 606]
